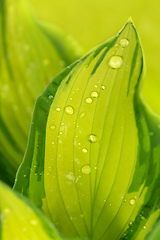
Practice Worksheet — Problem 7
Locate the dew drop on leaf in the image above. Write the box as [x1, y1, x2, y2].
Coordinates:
[86, 97, 92, 103]
[48, 95, 53, 100]
[129, 221, 133, 227]
[50, 124, 56, 130]
[82, 148, 88, 153]
[120, 38, 129, 48]
[108, 56, 123, 69]
[89, 134, 97, 143]
[101, 85, 106, 90]
[91, 91, 98, 98]
[129, 198, 136, 205]
[65, 106, 74, 115]
[141, 215, 145, 221]
[81, 165, 91, 174]
[56, 107, 61, 112]
[80, 112, 86, 119]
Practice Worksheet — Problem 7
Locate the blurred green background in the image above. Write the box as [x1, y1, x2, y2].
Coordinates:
[28, 0, 160, 115]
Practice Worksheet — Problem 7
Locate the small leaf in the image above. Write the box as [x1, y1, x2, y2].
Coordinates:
[0, 0, 83, 185]
[0, 181, 63, 239]
[14, 20, 160, 239]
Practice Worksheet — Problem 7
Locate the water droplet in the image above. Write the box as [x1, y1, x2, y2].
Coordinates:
[78, 142, 81, 146]
[129, 199, 135, 205]
[91, 91, 98, 98]
[23, 174, 26, 178]
[81, 165, 91, 174]
[52, 141, 55, 145]
[95, 85, 98, 88]
[50, 124, 56, 130]
[89, 134, 97, 143]
[129, 221, 133, 227]
[80, 112, 86, 119]
[56, 107, 61, 112]
[66, 172, 75, 181]
[141, 215, 145, 221]
[143, 226, 146, 230]
[86, 97, 92, 103]
[65, 106, 74, 115]
[101, 85, 106, 90]
[82, 148, 88, 153]
[48, 95, 53, 100]
[120, 38, 129, 48]
[108, 56, 123, 69]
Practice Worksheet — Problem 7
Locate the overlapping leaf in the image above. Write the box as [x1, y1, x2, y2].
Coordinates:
[0, 0, 83, 185]
[14, 20, 160, 240]
[0, 181, 63, 239]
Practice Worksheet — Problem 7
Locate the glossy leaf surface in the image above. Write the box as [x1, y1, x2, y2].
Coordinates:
[0, 0, 82, 185]
[0, 181, 63, 239]
[14, 21, 160, 240]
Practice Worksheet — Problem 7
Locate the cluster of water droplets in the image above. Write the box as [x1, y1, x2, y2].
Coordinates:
[108, 38, 129, 69]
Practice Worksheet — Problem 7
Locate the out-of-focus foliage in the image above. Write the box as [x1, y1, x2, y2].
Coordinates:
[146, 219, 160, 240]
[0, 181, 63, 239]
[0, 0, 82, 186]
[28, 0, 160, 115]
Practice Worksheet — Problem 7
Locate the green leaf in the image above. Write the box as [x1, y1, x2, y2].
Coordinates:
[0, 0, 83, 185]
[14, 20, 160, 239]
[146, 219, 160, 240]
[0, 181, 63, 239]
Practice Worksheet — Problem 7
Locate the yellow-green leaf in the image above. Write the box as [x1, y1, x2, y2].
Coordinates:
[14, 20, 160, 239]
[0, 0, 83, 185]
[0, 181, 63, 239]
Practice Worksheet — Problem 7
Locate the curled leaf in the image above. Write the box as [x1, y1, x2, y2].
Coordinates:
[0, 0, 83, 185]
[0, 181, 62, 239]
[14, 20, 160, 239]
